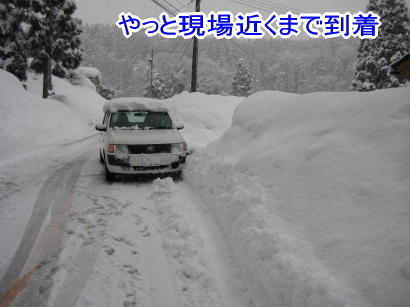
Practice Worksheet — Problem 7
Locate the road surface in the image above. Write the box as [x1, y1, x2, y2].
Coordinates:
[0, 137, 252, 307]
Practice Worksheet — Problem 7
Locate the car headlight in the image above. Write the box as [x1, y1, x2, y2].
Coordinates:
[171, 142, 187, 153]
[108, 144, 129, 154]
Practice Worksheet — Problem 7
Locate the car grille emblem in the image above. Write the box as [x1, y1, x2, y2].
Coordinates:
[147, 146, 155, 152]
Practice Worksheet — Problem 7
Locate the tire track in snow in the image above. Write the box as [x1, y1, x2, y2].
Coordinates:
[109, 181, 182, 307]
[176, 181, 254, 307]
[47, 172, 182, 307]
[0, 152, 92, 307]
[0, 147, 250, 307]
[46, 158, 117, 307]
[151, 178, 251, 307]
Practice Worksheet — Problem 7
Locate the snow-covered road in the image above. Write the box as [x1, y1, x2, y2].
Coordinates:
[0, 137, 250, 307]
[1, 69, 409, 307]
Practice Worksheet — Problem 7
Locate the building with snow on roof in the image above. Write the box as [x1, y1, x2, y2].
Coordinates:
[75, 67, 102, 89]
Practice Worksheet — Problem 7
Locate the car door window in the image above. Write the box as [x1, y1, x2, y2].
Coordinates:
[102, 111, 109, 125]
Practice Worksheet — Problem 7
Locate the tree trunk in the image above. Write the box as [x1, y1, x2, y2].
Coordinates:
[42, 57, 52, 98]
[49, 58, 53, 92]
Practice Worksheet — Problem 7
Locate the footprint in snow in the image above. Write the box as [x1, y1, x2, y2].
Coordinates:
[139, 225, 151, 237]
[104, 247, 115, 255]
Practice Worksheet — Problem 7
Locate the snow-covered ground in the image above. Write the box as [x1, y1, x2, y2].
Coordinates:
[0, 69, 104, 146]
[0, 69, 409, 307]
[185, 89, 410, 306]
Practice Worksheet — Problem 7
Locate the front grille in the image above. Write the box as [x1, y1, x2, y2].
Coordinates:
[128, 144, 172, 154]
[133, 165, 171, 171]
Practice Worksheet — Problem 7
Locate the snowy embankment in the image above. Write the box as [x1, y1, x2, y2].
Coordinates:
[166, 91, 243, 148]
[184, 89, 410, 306]
[0, 68, 242, 160]
[0, 69, 105, 163]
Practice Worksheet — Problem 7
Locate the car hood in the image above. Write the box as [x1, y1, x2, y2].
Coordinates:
[108, 129, 184, 145]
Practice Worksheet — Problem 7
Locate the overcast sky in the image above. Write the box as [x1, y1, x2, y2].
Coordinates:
[73, 0, 410, 25]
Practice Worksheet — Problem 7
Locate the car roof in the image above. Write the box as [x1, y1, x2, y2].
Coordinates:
[103, 97, 170, 113]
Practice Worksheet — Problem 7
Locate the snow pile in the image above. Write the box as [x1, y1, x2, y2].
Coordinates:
[75, 66, 102, 83]
[151, 178, 225, 307]
[103, 97, 169, 113]
[184, 89, 410, 306]
[0, 69, 105, 162]
[166, 91, 243, 148]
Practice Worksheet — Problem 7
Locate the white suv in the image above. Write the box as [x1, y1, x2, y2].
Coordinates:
[95, 97, 188, 181]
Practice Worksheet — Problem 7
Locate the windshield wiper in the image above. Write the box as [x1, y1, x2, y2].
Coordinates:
[117, 126, 141, 130]
[143, 126, 171, 130]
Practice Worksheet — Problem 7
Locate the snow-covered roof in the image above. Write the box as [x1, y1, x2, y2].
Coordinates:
[76, 67, 102, 83]
[103, 97, 170, 113]
[388, 52, 410, 77]
[390, 52, 410, 68]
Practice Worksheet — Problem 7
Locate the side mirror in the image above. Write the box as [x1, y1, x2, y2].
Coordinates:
[175, 122, 184, 130]
[95, 123, 107, 131]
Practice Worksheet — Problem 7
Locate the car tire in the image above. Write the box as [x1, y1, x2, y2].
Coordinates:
[105, 162, 114, 182]
[99, 151, 104, 164]
[172, 171, 182, 180]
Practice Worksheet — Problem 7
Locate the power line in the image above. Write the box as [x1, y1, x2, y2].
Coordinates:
[150, 0, 179, 16]
[231, 0, 305, 15]
[248, 0, 305, 14]
[162, 0, 181, 14]
[168, 36, 185, 68]
[174, 0, 192, 11]
[228, 39, 265, 67]
[151, 0, 200, 92]
[156, 37, 183, 69]
[153, 1, 158, 17]
[173, 39, 193, 71]
[170, 36, 183, 58]
[256, 0, 305, 13]
[231, 0, 278, 14]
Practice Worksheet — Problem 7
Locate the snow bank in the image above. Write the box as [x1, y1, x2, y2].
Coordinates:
[103, 97, 169, 113]
[166, 91, 243, 148]
[0, 70, 239, 162]
[75, 66, 102, 83]
[151, 178, 225, 306]
[0, 70, 105, 162]
[185, 89, 410, 307]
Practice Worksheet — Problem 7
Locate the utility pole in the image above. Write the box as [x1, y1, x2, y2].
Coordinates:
[149, 50, 154, 87]
[190, 0, 200, 92]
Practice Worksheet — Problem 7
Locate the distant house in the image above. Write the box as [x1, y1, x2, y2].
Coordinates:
[388, 52, 410, 79]
[76, 67, 102, 89]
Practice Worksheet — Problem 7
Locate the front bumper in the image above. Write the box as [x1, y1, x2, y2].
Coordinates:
[106, 153, 187, 174]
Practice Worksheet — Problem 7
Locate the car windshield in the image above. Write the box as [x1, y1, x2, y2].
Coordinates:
[109, 111, 173, 130]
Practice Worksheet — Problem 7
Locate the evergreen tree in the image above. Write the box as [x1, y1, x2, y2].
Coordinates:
[27, 0, 83, 98]
[143, 70, 170, 99]
[351, 0, 410, 91]
[97, 84, 115, 100]
[0, 0, 29, 81]
[232, 58, 252, 97]
[51, 62, 66, 78]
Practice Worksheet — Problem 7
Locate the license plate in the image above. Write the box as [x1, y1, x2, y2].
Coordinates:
[142, 155, 160, 166]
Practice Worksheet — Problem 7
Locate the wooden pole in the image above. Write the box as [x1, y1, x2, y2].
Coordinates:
[149, 50, 154, 87]
[190, 0, 200, 92]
